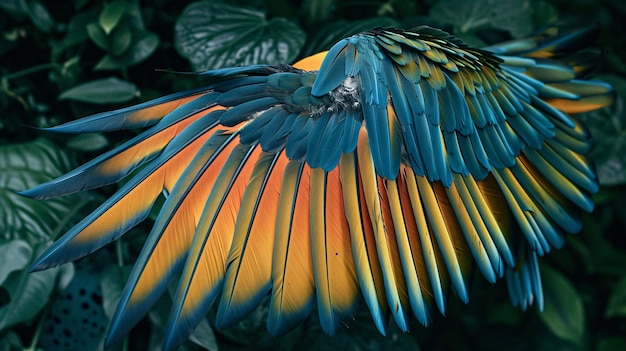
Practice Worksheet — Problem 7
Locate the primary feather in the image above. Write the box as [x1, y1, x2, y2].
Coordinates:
[23, 24, 613, 350]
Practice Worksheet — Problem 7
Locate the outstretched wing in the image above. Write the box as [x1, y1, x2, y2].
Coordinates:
[23, 25, 613, 350]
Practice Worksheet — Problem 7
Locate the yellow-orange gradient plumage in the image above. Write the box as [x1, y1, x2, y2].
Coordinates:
[22, 24, 614, 350]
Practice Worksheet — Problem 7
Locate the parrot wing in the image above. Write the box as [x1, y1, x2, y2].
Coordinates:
[22, 25, 613, 350]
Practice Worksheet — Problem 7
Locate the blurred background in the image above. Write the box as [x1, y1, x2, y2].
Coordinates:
[0, 0, 625, 350]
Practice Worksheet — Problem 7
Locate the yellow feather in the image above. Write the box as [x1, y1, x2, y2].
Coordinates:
[403, 167, 446, 313]
[385, 178, 429, 323]
[357, 130, 409, 330]
[269, 160, 314, 334]
[339, 153, 388, 332]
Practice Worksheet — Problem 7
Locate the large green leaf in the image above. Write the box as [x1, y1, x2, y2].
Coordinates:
[100, 264, 132, 321]
[430, 0, 533, 37]
[99, 1, 126, 34]
[0, 240, 31, 286]
[59, 77, 139, 104]
[146, 287, 218, 351]
[0, 330, 22, 350]
[87, 21, 110, 51]
[0, 138, 85, 243]
[578, 75, 626, 186]
[174, 1, 306, 70]
[27, 1, 54, 33]
[538, 265, 585, 344]
[605, 276, 626, 318]
[597, 337, 626, 351]
[95, 31, 160, 70]
[0, 244, 61, 331]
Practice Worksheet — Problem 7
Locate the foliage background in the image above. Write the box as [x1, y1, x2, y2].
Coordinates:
[1, 0, 625, 350]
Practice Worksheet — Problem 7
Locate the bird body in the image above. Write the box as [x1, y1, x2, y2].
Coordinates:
[22, 24, 613, 350]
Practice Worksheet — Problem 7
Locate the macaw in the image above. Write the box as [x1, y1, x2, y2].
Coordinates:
[22, 23, 613, 350]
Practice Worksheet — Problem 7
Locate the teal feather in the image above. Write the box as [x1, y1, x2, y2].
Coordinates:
[219, 97, 280, 126]
[267, 72, 304, 92]
[306, 112, 332, 168]
[20, 95, 220, 199]
[44, 87, 213, 133]
[520, 102, 556, 138]
[30, 112, 221, 270]
[239, 109, 280, 145]
[215, 83, 270, 106]
[311, 39, 349, 96]
[285, 116, 314, 160]
[544, 138, 595, 179]
[340, 110, 362, 153]
[443, 131, 469, 175]
[458, 135, 489, 179]
[259, 108, 292, 151]
[261, 112, 298, 152]
[319, 113, 347, 171]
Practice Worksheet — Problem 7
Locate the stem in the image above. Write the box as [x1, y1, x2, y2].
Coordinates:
[49, 195, 97, 242]
[116, 238, 124, 267]
[115, 239, 128, 351]
[121, 67, 129, 81]
[0, 63, 58, 81]
[25, 303, 51, 351]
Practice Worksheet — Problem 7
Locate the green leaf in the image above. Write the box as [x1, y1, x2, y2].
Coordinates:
[56, 261, 75, 292]
[301, 17, 400, 57]
[95, 32, 160, 70]
[66, 133, 109, 152]
[99, 1, 126, 34]
[188, 317, 218, 351]
[0, 244, 59, 331]
[110, 20, 132, 56]
[0, 0, 28, 17]
[0, 240, 31, 286]
[606, 276, 626, 318]
[174, 1, 305, 70]
[539, 265, 585, 344]
[597, 337, 626, 351]
[87, 22, 110, 51]
[578, 75, 626, 186]
[0, 330, 23, 350]
[430, 0, 533, 37]
[99, 265, 132, 321]
[0, 138, 82, 243]
[53, 9, 100, 59]
[59, 77, 138, 104]
[301, 0, 335, 25]
[27, 1, 54, 33]
[147, 287, 218, 350]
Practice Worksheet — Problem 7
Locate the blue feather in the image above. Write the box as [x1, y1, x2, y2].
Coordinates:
[318, 113, 346, 171]
[306, 112, 331, 168]
[30, 112, 221, 270]
[219, 97, 280, 126]
[340, 110, 362, 153]
[216, 83, 270, 106]
[45, 87, 213, 133]
[311, 39, 350, 96]
[286, 116, 315, 161]
[259, 108, 292, 151]
[261, 112, 298, 152]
